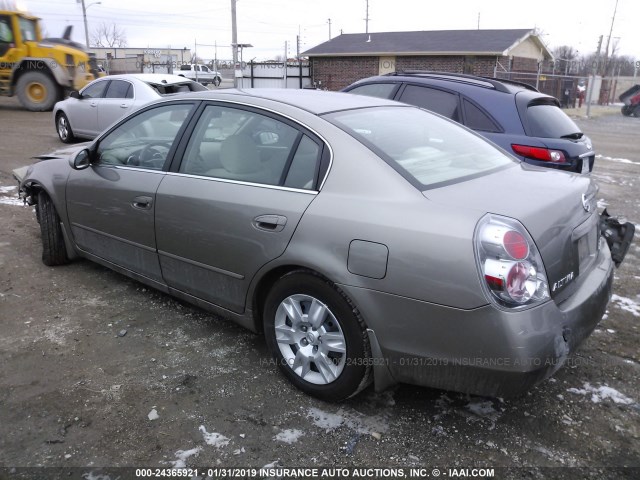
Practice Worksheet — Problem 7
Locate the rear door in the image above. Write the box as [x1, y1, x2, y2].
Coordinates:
[97, 79, 135, 132]
[155, 102, 325, 313]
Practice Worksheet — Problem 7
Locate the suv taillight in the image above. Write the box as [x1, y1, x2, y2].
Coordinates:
[474, 214, 549, 309]
[512, 144, 566, 163]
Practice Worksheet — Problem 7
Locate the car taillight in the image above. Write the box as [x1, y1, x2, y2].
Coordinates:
[474, 214, 549, 309]
[512, 144, 566, 163]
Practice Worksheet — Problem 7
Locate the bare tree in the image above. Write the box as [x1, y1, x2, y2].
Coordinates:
[190, 53, 203, 64]
[552, 45, 579, 74]
[91, 22, 127, 48]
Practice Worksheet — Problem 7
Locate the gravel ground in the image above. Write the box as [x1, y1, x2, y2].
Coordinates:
[0, 96, 638, 480]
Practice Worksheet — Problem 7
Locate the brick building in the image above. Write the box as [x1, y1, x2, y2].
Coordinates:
[303, 29, 553, 91]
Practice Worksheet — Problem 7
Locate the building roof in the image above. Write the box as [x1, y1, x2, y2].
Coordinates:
[303, 29, 552, 59]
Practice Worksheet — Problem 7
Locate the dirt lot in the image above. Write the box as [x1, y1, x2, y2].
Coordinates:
[0, 96, 638, 480]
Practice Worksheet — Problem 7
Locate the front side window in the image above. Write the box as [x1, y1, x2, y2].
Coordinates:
[327, 106, 513, 189]
[180, 105, 320, 188]
[96, 103, 193, 169]
[81, 80, 108, 99]
[17, 17, 37, 42]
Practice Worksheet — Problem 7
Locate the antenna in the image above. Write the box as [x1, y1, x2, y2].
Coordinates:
[364, 0, 370, 35]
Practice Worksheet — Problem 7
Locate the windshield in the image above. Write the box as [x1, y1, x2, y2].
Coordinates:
[326, 107, 514, 189]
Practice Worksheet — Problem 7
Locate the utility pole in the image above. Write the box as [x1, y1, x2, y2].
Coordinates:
[327, 18, 331, 40]
[231, 0, 238, 87]
[586, 35, 603, 118]
[79, 0, 101, 48]
[603, 0, 619, 76]
[364, 0, 370, 34]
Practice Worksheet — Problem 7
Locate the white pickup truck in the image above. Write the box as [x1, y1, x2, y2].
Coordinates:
[177, 64, 222, 86]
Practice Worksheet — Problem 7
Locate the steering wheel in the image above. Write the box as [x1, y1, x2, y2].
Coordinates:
[136, 141, 172, 167]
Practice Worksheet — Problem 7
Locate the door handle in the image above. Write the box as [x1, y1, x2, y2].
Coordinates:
[253, 214, 287, 232]
[120, 103, 128, 108]
[90, 102, 97, 107]
[132, 196, 153, 210]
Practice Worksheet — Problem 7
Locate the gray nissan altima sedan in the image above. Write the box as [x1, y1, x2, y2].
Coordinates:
[14, 89, 631, 402]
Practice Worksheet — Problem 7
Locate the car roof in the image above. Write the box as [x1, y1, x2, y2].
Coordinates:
[105, 74, 196, 85]
[153, 88, 406, 115]
[351, 71, 539, 95]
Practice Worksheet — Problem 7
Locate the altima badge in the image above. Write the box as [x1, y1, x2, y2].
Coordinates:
[581, 194, 591, 213]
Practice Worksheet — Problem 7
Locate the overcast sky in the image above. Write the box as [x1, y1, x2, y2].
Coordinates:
[26, 0, 640, 61]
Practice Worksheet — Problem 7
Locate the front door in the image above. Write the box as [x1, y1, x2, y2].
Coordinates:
[66, 102, 196, 282]
[69, 79, 109, 137]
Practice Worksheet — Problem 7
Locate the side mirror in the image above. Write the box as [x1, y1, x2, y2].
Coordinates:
[69, 90, 81, 99]
[70, 148, 91, 170]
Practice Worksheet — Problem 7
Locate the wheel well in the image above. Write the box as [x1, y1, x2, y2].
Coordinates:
[12, 64, 57, 87]
[252, 265, 329, 333]
[22, 182, 44, 206]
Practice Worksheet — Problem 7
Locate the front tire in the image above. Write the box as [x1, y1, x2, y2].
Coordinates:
[17, 71, 60, 111]
[263, 271, 371, 401]
[621, 105, 632, 116]
[56, 112, 75, 143]
[37, 191, 69, 266]
[213, 76, 221, 87]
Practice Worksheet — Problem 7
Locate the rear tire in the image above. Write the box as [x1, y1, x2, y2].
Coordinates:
[263, 271, 372, 402]
[213, 76, 221, 87]
[621, 105, 632, 116]
[56, 112, 75, 143]
[37, 191, 69, 266]
[633, 105, 640, 118]
[17, 71, 60, 111]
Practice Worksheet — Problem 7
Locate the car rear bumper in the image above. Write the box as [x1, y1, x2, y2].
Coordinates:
[339, 243, 614, 397]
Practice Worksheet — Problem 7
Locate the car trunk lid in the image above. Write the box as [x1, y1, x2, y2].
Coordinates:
[424, 163, 600, 301]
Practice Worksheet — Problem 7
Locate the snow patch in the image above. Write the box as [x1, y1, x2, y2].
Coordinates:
[169, 447, 202, 469]
[0, 185, 17, 194]
[567, 383, 635, 405]
[611, 294, 640, 317]
[148, 409, 159, 421]
[306, 407, 389, 435]
[596, 154, 640, 166]
[0, 196, 24, 206]
[274, 429, 304, 444]
[199, 425, 230, 448]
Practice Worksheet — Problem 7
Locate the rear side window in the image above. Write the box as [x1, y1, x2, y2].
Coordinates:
[398, 85, 460, 121]
[525, 103, 582, 138]
[180, 65, 191, 70]
[347, 83, 397, 99]
[105, 80, 133, 99]
[463, 99, 500, 132]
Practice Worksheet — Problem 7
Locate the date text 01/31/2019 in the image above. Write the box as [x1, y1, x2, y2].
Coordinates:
[134, 467, 496, 478]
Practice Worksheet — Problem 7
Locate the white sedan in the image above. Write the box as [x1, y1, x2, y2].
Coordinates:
[53, 74, 206, 143]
